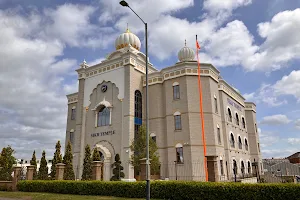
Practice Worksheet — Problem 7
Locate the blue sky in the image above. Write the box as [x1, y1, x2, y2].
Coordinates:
[0, 0, 300, 159]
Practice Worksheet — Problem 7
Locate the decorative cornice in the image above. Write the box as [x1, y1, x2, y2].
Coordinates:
[218, 80, 245, 107]
[245, 102, 256, 113]
[66, 93, 78, 104]
[142, 63, 220, 86]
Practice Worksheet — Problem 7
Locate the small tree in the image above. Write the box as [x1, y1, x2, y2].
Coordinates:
[63, 141, 75, 180]
[38, 150, 48, 180]
[0, 146, 16, 181]
[92, 148, 101, 161]
[82, 145, 92, 180]
[30, 150, 37, 179]
[50, 141, 62, 179]
[110, 154, 125, 181]
[130, 126, 160, 175]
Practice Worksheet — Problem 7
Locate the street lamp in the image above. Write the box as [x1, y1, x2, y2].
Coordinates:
[119, 1, 150, 200]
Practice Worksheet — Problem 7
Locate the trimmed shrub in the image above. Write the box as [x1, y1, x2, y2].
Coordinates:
[17, 180, 300, 200]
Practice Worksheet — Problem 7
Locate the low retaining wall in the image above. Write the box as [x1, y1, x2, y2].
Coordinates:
[241, 177, 257, 184]
[0, 181, 13, 191]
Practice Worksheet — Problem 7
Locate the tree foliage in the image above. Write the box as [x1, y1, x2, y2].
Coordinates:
[110, 154, 125, 181]
[92, 148, 101, 161]
[38, 150, 48, 180]
[30, 150, 37, 179]
[50, 141, 62, 179]
[0, 146, 16, 181]
[130, 126, 160, 175]
[82, 145, 92, 180]
[63, 141, 75, 180]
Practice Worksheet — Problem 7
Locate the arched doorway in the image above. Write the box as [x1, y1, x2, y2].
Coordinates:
[94, 142, 113, 181]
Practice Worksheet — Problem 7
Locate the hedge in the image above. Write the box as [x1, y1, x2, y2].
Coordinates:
[17, 180, 300, 200]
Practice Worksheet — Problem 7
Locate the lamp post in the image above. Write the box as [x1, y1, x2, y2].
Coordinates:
[119, 1, 150, 200]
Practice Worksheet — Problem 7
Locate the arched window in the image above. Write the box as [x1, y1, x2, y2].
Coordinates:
[214, 95, 218, 113]
[69, 129, 74, 144]
[71, 106, 76, 120]
[174, 111, 182, 130]
[230, 133, 235, 148]
[233, 160, 237, 175]
[175, 143, 184, 163]
[150, 133, 156, 143]
[241, 161, 245, 175]
[242, 117, 246, 129]
[245, 138, 248, 151]
[173, 82, 180, 100]
[247, 161, 251, 174]
[228, 108, 232, 122]
[134, 90, 142, 119]
[255, 123, 258, 133]
[98, 106, 110, 126]
[235, 113, 239, 125]
[238, 136, 242, 149]
[134, 90, 142, 137]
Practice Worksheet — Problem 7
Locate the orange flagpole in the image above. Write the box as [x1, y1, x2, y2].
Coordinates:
[196, 35, 208, 182]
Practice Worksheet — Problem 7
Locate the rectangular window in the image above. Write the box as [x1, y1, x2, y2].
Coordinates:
[214, 98, 218, 113]
[71, 108, 76, 120]
[258, 143, 260, 152]
[176, 147, 184, 163]
[217, 127, 221, 145]
[174, 115, 182, 130]
[173, 85, 180, 100]
[220, 160, 224, 175]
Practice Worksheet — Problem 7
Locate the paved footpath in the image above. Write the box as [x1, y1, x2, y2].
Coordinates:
[0, 198, 25, 200]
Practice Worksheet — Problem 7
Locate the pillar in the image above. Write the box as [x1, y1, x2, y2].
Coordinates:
[55, 163, 66, 180]
[12, 166, 22, 191]
[206, 156, 219, 182]
[26, 165, 35, 180]
[139, 158, 151, 181]
[92, 161, 103, 180]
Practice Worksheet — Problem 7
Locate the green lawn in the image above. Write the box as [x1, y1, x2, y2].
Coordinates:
[0, 191, 147, 200]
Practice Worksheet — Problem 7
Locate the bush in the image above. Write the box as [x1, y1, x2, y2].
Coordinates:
[17, 180, 300, 200]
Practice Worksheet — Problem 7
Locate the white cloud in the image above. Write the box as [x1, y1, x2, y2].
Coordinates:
[244, 9, 300, 71]
[200, 20, 258, 67]
[259, 131, 279, 148]
[294, 119, 300, 130]
[245, 70, 300, 106]
[287, 138, 300, 145]
[273, 70, 300, 101]
[0, 7, 86, 158]
[260, 114, 291, 125]
[203, 0, 252, 23]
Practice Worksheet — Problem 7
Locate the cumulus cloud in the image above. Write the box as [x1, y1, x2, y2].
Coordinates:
[259, 130, 279, 148]
[294, 119, 300, 130]
[260, 114, 291, 125]
[244, 9, 300, 71]
[0, 5, 96, 158]
[243, 70, 300, 106]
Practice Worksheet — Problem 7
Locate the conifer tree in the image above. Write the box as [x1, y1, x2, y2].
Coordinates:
[50, 141, 62, 179]
[130, 125, 160, 175]
[63, 141, 75, 180]
[30, 150, 37, 179]
[38, 150, 48, 180]
[110, 154, 125, 181]
[81, 145, 92, 180]
[92, 148, 101, 161]
[0, 146, 16, 181]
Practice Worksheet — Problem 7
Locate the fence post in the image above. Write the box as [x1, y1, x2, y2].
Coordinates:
[55, 163, 66, 180]
[26, 165, 35, 180]
[92, 161, 103, 180]
[12, 166, 22, 191]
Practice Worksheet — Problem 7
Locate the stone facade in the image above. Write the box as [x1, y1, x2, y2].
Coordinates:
[65, 42, 262, 181]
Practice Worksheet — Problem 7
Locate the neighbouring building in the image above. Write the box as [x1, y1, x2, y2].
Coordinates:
[16, 158, 52, 175]
[65, 28, 262, 181]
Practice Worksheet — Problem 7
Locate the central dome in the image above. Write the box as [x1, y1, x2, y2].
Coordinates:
[178, 40, 195, 62]
[115, 29, 141, 51]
